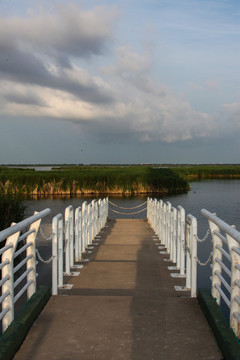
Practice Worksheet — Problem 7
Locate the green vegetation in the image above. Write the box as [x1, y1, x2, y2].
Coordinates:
[0, 164, 239, 197]
[0, 192, 25, 230]
[171, 164, 240, 180]
[0, 166, 188, 196]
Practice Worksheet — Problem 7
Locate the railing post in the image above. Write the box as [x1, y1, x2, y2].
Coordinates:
[87, 203, 91, 246]
[166, 202, 171, 252]
[104, 198, 108, 225]
[58, 215, 64, 288]
[81, 201, 87, 254]
[1, 226, 20, 332]
[64, 206, 73, 275]
[169, 209, 173, 260]
[185, 215, 197, 297]
[26, 213, 42, 299]
[101, 199, 104, 228]
[92, 201, 95, 240]
[105, 197, 109, 222]
[177, 206, 185, 276]
[94, 201, 98, 237]
[186, 218, 191, 290]
[149, 198, 152, 225]
[162, 202, 166, 246]
[190, 215, 197, 297]
[208, 218, 222, 304]
[70, 207, 74, 267]
[156, 201, 160, 237]
[227, 233, 240, 337]
[52, 214, 63, 295]
[75, 207, 82, 261]
[158, 200, 163, 240]
[172, 207, 177, 263]
[98, 199, 101, 232]
[153, 199, 157, 231]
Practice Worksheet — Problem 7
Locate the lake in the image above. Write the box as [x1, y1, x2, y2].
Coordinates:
[23, 179, 240, 290]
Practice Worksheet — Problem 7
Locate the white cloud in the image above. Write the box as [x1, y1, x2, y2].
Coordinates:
[0, 3, 118, 60]
[0, 1, 239, 149]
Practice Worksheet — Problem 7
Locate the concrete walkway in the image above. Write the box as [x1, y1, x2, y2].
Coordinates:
[14, 219, 222, 360]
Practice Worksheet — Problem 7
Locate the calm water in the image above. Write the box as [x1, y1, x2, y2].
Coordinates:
[24, 179, 240, 290]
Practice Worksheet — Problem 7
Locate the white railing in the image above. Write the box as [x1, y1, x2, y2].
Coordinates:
[0, 209, 51, 333]
[52, 198, 108, 295]
[201, 209, 240, 339]
[147, 198, 197, 297]
[0, 198, 109, 335]
[147, 198, 240, 339]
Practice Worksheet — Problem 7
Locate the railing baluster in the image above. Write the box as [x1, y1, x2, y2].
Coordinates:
[1, 226, 20, 332]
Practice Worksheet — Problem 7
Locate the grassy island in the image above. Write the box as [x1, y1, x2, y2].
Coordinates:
[171, 164, 240, 180]
[0, 164, 239, 197]
[0, 166, 188, 196]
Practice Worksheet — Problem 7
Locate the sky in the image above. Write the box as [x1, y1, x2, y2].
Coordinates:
[0, 0, 240, 164]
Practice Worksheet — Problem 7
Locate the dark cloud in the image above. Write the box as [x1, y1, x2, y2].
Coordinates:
[3, 92, 46, 106]
[0, 44, 50, 85]
[0, 3, 118, 59]
[0, 44, 113, 104]
[0, 3, 117, 104]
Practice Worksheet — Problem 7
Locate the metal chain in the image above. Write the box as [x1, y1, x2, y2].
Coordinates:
[36, 248, 54, 264]
[39, 225, 53, 241]
[197, 229, 210, 243]
[196, 253, 213, 266]
[108, 200, 147, 210]
[36, 220, 73, 262]
[109, 207, 147, 215]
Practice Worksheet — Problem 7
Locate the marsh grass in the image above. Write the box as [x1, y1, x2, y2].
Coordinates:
[0, 166, 188, 195]
[172, 164, 240, 180]
[0, 192, 25, 230]
[0, 164, 239, 196]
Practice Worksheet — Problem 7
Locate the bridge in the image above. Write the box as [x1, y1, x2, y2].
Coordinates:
[0, 198, 240, 359]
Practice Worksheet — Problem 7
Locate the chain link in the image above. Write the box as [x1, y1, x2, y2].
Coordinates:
[197, 229, 210, 243]
[181, 233, 213, 266]
[196, 252, 213, 266]
[36, 248, 54, 264]
[109, 207, 147, 215]
[109, 200, 147, 210]
[39, 225, 53, 241]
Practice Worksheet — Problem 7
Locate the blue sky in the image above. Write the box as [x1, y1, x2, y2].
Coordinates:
[0, 0, 239, 164]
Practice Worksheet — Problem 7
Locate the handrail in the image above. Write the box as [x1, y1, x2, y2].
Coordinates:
[201, 209, 240, 338]
[0, 208, 50, 333]
[1, 199, 109, 335]
[147, 198, 240, 339]
[51, 198, 108, 295]
[147, 198, 194, 293]
[201, 209, 240, 243]
[0, 209, 51, 243]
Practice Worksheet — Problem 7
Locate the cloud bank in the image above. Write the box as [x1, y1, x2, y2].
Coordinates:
[0, 1, 239, 151]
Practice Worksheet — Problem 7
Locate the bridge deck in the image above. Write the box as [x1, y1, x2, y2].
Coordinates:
[14, 219, 222, 360]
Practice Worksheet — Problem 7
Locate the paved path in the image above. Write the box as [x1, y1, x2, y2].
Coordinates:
[14, 219, 222, 360]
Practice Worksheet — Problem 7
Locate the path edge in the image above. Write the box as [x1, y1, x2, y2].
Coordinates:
[197, 288, 240, 360]
[0, 286, 51, 360]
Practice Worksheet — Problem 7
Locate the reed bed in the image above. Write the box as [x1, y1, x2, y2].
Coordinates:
[0, 166, 188, 195]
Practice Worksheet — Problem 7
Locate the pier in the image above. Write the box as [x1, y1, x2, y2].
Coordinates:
[1, 198, 240, 359]
[11, 219, 221, 359]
